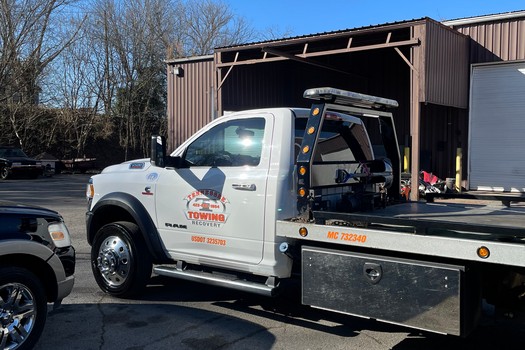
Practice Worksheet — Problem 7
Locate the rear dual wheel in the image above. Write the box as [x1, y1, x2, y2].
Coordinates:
[91, 222, 152, 298]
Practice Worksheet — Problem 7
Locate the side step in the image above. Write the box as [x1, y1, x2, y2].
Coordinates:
[153, 264, 278, 297]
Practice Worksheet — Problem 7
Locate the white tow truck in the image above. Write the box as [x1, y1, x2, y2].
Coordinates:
[86, 87, 525, 336]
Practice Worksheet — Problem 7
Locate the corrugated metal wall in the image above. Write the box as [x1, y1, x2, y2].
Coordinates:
[166, 57, 214, 151]
[452, 17, 525, 63]
[423, 20, 470, 108]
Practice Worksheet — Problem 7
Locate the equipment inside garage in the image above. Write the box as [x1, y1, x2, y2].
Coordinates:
[469, 61, 525, 192]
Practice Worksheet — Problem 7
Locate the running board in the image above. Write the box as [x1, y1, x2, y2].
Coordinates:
[153, 265, 278, 297]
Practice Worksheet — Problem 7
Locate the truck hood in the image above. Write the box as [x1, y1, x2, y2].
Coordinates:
[0, 200, 60, 220]
[101, 158, 152, 174]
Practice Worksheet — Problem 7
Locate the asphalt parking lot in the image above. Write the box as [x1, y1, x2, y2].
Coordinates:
[1, 174, 525, 349]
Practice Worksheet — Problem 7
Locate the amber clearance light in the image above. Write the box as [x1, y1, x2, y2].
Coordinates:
[477, 246, 490, 259]
[299, 166, 307, 176]
[299, 227, 308, 237]
[312, 108, 320, 116]
[298, 187, 307, 197]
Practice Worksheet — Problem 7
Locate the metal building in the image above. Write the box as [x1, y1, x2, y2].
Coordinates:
[444, 11, 525, 192]
[166, 11, 525, 197]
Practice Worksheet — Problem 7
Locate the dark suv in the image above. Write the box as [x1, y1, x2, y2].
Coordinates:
[0, 201, 75, 349]
[0, 146, 44, 180]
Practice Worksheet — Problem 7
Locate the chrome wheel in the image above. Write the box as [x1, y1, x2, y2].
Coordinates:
[0, 167, 8, 180]
[91, 222, 152, 297]
[96, 235, 131, 287]
[0, 283, 37, 350]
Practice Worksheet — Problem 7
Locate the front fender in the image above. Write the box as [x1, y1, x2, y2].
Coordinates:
[86, 192, 170, 262]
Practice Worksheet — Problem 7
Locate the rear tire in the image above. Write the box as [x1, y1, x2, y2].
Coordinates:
[91, 221, 152, 298]
[0, 267, 47, 350]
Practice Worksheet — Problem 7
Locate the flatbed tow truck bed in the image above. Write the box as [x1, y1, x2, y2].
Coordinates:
[277, 196, 525, 268]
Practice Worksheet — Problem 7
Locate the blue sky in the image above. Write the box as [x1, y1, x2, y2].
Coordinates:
[226, 1, 524, 37]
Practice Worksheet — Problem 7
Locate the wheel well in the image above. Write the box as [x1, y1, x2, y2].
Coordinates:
[88, 205, 136, 244]
[88, 195, 171, 262]
[0, 254, 58, 302]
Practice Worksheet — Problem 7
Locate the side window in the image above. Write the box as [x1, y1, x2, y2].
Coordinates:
[185, 118, 266, 167]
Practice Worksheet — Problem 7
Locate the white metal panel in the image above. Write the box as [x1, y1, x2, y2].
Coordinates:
[276, 219, 525, 268]
[469, 61, 525, 192]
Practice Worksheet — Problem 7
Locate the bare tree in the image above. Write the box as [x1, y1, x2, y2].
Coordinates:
[181, 0, 255, 56]
[46, 21, 106, 158]
[0, 0, 83, 150]
[0, 0, 258, 161]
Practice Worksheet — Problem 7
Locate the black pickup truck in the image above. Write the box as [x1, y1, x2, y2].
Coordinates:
[0, 201, 75, 349]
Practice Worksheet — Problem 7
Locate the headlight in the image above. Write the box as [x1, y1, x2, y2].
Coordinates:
[48, 222, 72, 248]
[86, 178, 94, 200]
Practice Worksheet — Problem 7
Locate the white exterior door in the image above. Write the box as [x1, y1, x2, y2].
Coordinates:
[155, 114, 273, 265]
[469, 61, 525, 192]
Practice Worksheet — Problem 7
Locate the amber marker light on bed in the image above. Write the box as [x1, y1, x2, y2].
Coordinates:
[477, 246, 490, 259]
[299, 227, 308, 237]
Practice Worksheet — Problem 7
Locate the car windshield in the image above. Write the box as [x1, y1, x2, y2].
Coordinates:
[0, 148, 29, 158]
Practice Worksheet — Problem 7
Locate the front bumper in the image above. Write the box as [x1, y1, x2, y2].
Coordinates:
[56, 245, 76, 277]
[9, 165, 44, 176]
[56, 274, 75, 302]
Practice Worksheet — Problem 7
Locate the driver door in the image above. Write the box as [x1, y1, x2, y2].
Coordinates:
[155, 114, 273, 265]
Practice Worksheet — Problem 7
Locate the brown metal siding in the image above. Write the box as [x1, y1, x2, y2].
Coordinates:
[167, 57, 214, 151]
[420, 104, 469, 179]
[453, 18, 525, 63]
[423, 20, 470, 108]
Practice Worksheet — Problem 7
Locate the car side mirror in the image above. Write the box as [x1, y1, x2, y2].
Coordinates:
[150, 135, 166, 168]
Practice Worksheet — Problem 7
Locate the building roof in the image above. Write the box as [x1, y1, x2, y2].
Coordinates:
[442, 10, 525, 27]
[216, 17, 429, 51]
[165, 54, 213, 65]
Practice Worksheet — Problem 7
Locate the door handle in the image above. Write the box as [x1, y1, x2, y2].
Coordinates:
[232, 183, 256, 191]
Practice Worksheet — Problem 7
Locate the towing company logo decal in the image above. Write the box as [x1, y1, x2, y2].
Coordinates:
[184, 189, 229, 228]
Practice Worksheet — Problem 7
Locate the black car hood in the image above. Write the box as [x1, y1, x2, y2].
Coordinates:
[0, 200, 60, 219]
[1, 156, 38, 164]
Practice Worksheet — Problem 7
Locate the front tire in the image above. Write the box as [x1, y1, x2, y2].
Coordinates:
[0, 167, 9, 180]
[91, 221, 152, 298]
[0, 267, 47, 350]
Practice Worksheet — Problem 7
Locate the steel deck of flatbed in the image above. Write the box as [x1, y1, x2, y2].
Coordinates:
[276, 200, 525, 267]
[315, 201, 525, 237]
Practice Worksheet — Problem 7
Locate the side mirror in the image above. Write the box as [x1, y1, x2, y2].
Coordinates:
[150, 135, 166, 167]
